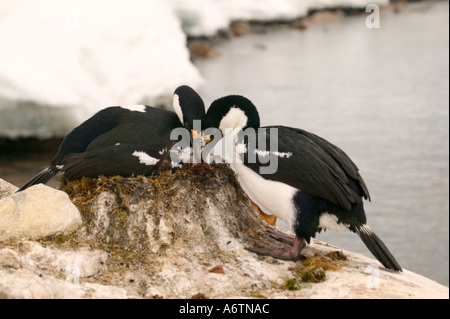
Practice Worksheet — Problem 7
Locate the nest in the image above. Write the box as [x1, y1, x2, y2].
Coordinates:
[33, 163, 347, 298]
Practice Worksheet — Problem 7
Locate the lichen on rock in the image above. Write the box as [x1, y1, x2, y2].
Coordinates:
[0, 179, 18, 199]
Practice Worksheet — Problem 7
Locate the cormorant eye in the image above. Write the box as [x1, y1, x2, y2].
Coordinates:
[184, 122, 191, 130]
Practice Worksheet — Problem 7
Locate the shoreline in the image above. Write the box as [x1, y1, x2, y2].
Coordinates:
[0, 0, 431, 147]
[0, 0, 438, 144]
[186, 0, 416, 58]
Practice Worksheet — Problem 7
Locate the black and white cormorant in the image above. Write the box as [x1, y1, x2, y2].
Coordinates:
[202, 95, 402, 272]
[17, 85, 205, 192]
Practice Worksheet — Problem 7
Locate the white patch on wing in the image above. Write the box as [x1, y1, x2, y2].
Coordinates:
[132, 151, 159, 166]
[273, 151, 292, 158]
[173, 94, 183, 124]
[170, 146, 192, 164]
[236, 142, 247, 154]
[254, 149, 270, 157]
[115, 143, 120, 146]
[169, 146, 195, 168]
[121, 105, 147, 112]
[56, 164, 64, 170]
[171, 161, 182, 168]
[318, 213, 351, 232]
[254, 149, 292, 158]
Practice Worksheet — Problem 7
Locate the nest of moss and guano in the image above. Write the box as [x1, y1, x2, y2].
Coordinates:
[41, 163, 348, 297]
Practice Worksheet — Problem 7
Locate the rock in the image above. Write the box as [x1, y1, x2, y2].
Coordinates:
[188, 40, 221, 59]
[306, 10, 344, 25]
[0, 165, 448, 299]
[0, 183, 82, 242]
[0, 240, 112, 299]
[231, 20, 252, 36]
[0, 178, 18, 199]
[290, 20, 309, 30]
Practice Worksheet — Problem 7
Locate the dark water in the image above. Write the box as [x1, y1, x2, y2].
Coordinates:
[195, 1, 449, 286]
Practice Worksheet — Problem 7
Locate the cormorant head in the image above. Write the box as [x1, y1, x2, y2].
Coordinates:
[202, 95, 260, 137]
[173, 85, 205, 137]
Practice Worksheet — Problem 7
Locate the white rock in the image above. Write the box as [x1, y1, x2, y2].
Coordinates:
[0, 178, 18, 199]
[0, 184, 82, 241]
[0, 242, 135, 299]
[0, 267, 133, 299]
[17, 241, 107, 278]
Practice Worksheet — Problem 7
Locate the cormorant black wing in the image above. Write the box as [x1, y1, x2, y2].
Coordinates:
[242, 125, 370, 210]
[61, 144, 166, 180]
[84, 107, 181, 152]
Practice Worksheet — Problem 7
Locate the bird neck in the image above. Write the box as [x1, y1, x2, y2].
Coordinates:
[223, 128, 245, 166]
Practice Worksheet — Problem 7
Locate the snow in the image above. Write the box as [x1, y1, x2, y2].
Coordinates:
[0, 0, 388, 138]
[0, 0, 202, 138]
[170, 0, 390, 36]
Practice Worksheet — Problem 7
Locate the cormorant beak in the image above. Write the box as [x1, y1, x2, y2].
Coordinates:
[191, 129, 203, 140]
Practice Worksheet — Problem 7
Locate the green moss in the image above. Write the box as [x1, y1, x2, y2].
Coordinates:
[284, 278, 301, 291]
[250, 291, 268, 299]
[50, 234, 69, 245]
[301, 267, 326, 283]
[111, 207, 128, 226]
[290, 251, 347, 284]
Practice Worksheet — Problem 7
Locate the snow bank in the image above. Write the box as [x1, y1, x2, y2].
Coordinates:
[170, 0, 390, 36]
[0, 0, 203, 138]
[0, 0, 389, 138]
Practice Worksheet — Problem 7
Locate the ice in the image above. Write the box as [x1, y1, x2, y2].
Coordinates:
[0, 0, 388, 138]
